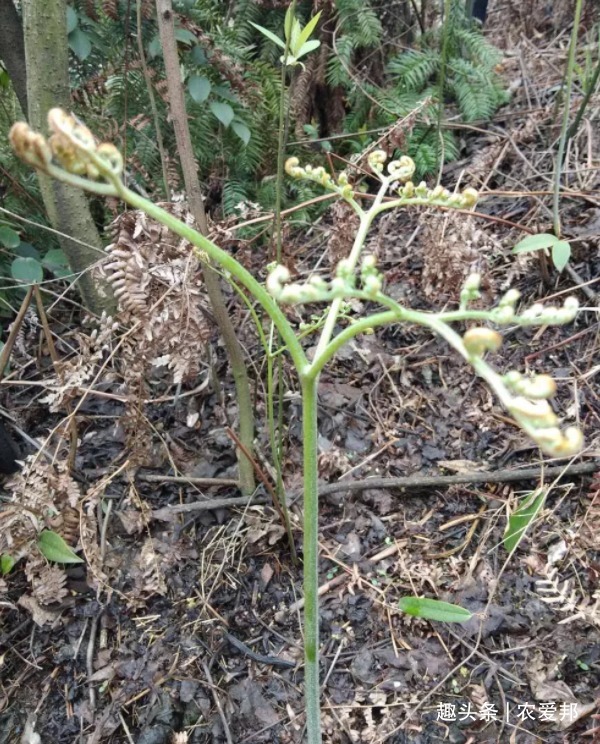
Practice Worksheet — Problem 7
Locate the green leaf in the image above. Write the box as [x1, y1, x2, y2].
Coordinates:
[11, 257, 43, 284]
[191, 45, 207, 64]
[66, 6, 78, 33]
[398, 597, 473, 623]
[297, 39, 321, 60]
[284, 5, 294, 43]
[174, 28, 197, 45]
[551, 240, 571, 272]
[37, 530, 83, 564]
[69, 28, 92, 60]
[0, 225, 20, 248]
[1, 554, 15, 575]
[15, 242, 40, 260]
[289, 17, 302, 52]
[147, 35, 161, 58]
[513, 233, 558, 254]
[231, 121, 251, 145]
[213, 85, 239, 103]
[249, 22, 285, 50]
[42, 248, 70, 277]
[210, 101, 234, 127]
[297, 11, 322, 50]
[188, 75, 211, 103]
[503, 487, 546, 553]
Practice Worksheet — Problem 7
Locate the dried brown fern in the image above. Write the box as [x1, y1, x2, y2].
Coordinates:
[0, 459, 86, 612]
[420, 213, 496, 301]
[104, 202, 213, 383]
[101, 0, 118, 20]
[536, 565, 600, 628]
[327, 200, 361, 267]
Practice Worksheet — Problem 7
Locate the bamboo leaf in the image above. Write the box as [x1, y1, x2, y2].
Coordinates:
[513, 233, 558, 254]
[297, 11, 322, 49]
[398, 597, 472, 623]
[551, 240, 571, 271]
[249, 23, 285, 50]
[504, 488, 547, 553]
[297, 39, 321, 59]
[38, 531, 83, 564]
[1, 554, 15, 575]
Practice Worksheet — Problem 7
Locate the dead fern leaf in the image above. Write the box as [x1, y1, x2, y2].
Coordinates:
[536, 566, 600, 628]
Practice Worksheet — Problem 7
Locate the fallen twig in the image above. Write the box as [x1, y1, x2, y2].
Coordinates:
[313, 460, 598, 499]
[152, 493, 267, 521]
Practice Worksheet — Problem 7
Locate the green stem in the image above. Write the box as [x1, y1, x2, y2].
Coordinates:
[566, 55, 600, 142]
[311, 188, 381, 361]
[552, 0, 584, 238]
[270, 0, 297, 548]
[300, 372, 321, 744]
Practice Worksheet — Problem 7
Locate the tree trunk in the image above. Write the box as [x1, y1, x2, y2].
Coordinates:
[22, 0, 114, 315]
[0, 0, 28, 113]
[156, 0, 256, 496]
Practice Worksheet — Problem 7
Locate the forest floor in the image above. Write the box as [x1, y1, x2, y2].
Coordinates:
[2, 2, 600, 743]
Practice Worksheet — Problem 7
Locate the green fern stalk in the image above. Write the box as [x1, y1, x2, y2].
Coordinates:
[553, 0, 585, 238]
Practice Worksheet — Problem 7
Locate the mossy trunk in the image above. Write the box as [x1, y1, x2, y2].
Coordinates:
[22, 0, 113, 315]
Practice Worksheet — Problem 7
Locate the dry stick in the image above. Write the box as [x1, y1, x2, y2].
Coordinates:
[33, 285, 78, 471]
[201, 660, 234, 744]
[313, 460, 598, 499]
[155, 0, 255, 496]
[152, 494, 267, 521]
[224, 426, 292, 543]
[139, 474, 239, 487]
[149, 461, 599, 522]
[135, 0, 170, 201]
[0, 285, 34, 377]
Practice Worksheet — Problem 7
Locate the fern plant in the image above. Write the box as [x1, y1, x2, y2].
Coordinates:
[387, 1, 507, 123]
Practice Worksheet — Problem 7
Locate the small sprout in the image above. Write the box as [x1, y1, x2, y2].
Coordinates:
[97, 143, 124, 176]
[494, 305, 515, 323]
[509, 397, 558, 429]
[368, 149, 387, 173]
[285, 157, 303, 178]
[339, 184, 354, 201]
[399, 181, 415, 198]
[308, 275, 328, 291]
[336, 258, 353, 280]
[460, 273, 482, 307]
[361, 254, 377, 271]
[415, 181, 428, 198]
[266, 264, 291, 299]
[523, 375, 557, 400]
[463, 327, 502, 356]
[9, 122, 52, 171]
[522, 303, 545, 320]
[387, 156, 415, 182]
[278, 282, 305, 303]
[499, 288, 520, 307]
[363, 274, 382, 297]
[555, 427, 584, 456]
[330, 276, 346, 294]
[461, 187, 479, 208]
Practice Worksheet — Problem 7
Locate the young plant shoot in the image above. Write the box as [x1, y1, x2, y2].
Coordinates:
[10, 111, 583, 744]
